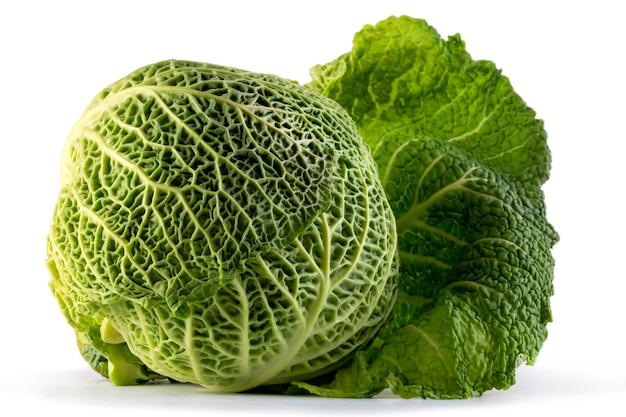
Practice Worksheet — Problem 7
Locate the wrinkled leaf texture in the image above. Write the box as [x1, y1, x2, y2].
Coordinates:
[297, 16, 559, 398]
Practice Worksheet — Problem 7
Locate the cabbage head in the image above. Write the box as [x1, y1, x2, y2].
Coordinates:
[46, 60, 398, 392]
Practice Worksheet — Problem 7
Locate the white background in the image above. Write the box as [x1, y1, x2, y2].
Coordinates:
[1, 1, 624, 415]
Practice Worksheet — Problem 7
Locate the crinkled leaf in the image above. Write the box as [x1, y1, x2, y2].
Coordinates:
[302, 15, 558, 398]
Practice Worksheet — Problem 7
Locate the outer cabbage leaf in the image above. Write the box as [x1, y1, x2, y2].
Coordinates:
[47, 60, 398, 391]
[299, 16, 558, 398]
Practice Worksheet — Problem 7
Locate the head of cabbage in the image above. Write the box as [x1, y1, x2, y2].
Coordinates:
[46, 60, 398, 392]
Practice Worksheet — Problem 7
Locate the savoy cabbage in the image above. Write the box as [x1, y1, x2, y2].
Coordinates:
[46, 16, 557, 399]
[47, 61, 398, 391]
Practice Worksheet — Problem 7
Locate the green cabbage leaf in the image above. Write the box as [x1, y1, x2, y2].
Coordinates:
[296, 16, 559, 398]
